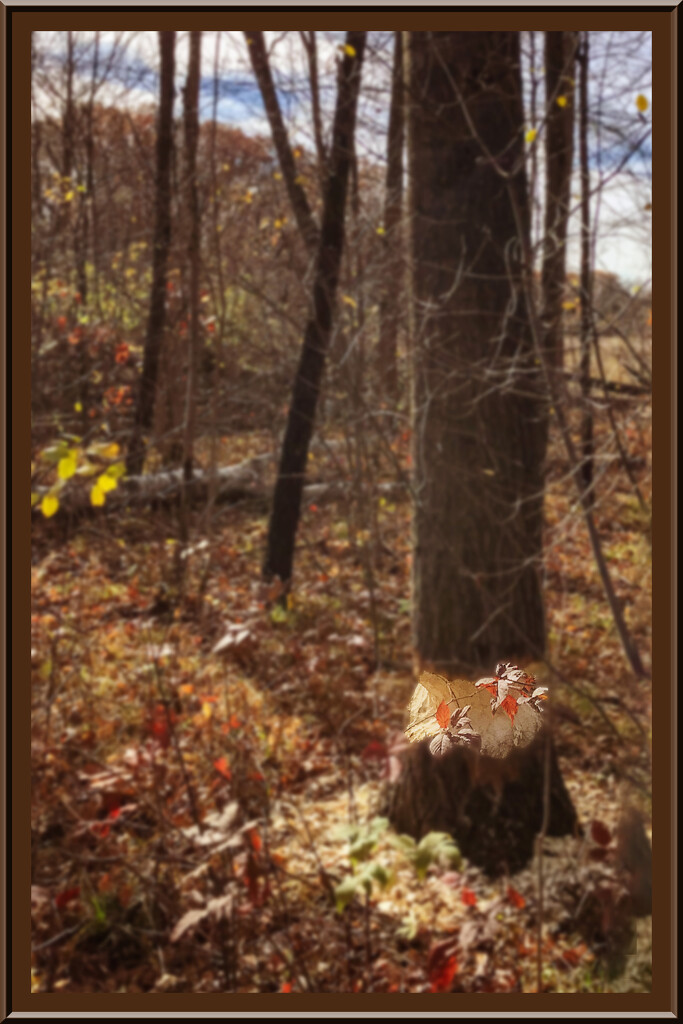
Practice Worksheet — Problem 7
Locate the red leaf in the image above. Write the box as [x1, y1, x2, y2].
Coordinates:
[248, 828, 262, 853]
[476, 679, 498, 697]
[461, 887, 477, 907]
[500, 694, 519, 723]
[55, 886, 80, 909]
[590, 820, 612, 846]
[435, 700, 451, 730]
[214, 756, 232, 781]
[429, 954, 458, 992]
[361, 740, 387, 761]
[507, 885, 526, 909]
[561, 944, 587, 966]
[280, 982, 293, 993]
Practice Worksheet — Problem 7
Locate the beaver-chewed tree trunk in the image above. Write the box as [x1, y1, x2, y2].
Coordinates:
[390, 30, 579, 871]
[384, 728, 578, 876]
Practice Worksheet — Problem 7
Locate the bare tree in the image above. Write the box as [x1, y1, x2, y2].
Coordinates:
[127, 31, 176, 476]
[262, 33, 367, 589]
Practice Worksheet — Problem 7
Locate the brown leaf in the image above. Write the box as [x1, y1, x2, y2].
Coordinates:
[590, 819, 612, 847]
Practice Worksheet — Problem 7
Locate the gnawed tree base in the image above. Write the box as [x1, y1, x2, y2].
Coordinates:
[383, 729, 578, 876]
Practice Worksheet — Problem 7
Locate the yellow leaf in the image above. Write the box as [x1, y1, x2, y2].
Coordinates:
[57, 456, 77, 480]
[562, 300, 577, 311]
[74, 401, 83, 412]
[41, 494, 59, 518]
[90, 484, 105, 507]
[556, 95, 568, 108]
[636, 94, 649, 112]
[525, 128, 538, 143]
[97, 473, 118, 494]
[341, 44, 356, 57]
[102, 443, 120, 459]
[64, 191, 75, 202]
[376, 226, 386, 236]
[342, 295, 357, 309]
[106, 461, 127, 480]
[273, 171, 283, 181]
[202, 702, 213, 720]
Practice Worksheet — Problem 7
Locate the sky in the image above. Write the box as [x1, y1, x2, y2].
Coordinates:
[31, 29, 652, 286]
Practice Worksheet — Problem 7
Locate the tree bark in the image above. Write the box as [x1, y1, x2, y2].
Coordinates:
[126, 31, 176, 476]
[407, 31, 547, 674]
[376, 31, 405, 399]
[262, 33, 367, 587]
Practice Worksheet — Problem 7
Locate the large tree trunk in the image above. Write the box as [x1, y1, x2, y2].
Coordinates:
[387, 31, 576, 872]
[262, 32, 366, 587]
[126, 31, 176, 476]
[407, 31, 547, 674]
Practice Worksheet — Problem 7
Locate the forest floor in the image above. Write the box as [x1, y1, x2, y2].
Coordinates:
[30, 402, 653, 995]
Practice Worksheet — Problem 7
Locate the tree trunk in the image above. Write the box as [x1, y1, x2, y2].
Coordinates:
[577, 32, 595, 503]
[262, 33, 367, 587]
[126, 31, 176, 476]
[540, 31, 577, 371]
[385, 728, 577, 876]
[180, 30, 202, 520]
[245, 31, 319, 257]
[375, 31, 405, 398]
[386, 31, 577, 873]
[407, 31, 547, 674]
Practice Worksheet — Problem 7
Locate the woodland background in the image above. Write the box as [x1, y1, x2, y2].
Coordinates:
[30, 29, 653, 995]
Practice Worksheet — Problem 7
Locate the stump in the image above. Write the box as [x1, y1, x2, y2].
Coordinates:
[384, 727, 578, 876]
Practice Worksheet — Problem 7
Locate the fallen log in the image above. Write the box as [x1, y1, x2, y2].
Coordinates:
[32, 454, 409, 524]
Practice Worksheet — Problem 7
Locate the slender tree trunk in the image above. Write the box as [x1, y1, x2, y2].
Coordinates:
[577, 32, 595, 503]
[262, 33, 367, 587]
[244, 31, 319, 256]
[178, 30, 202, 550]
[126, 31, 176, 476]
[540, 31, 577, 371]
[300, 31, 328, 186]
[376, 31, 405, 399]
[181, 31, 202, 486]
[407, 31, 546, 674]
